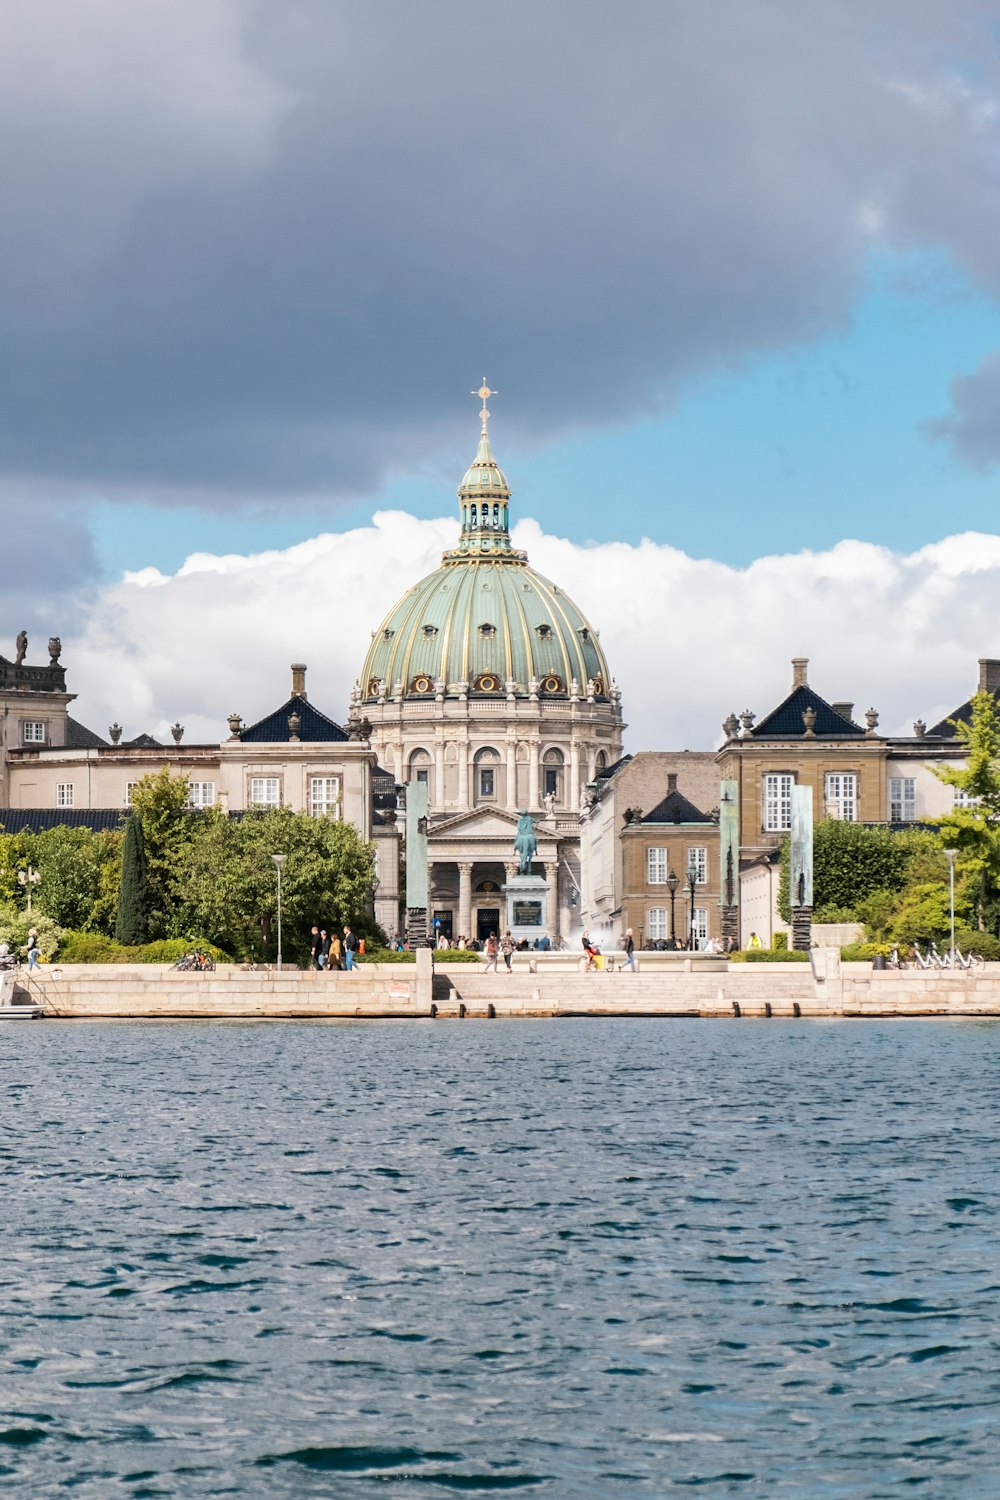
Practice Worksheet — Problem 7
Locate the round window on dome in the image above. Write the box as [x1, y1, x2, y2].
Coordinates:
[540, 675, 565, 695]
[473, 673, 501, 694]
[411, 675, 433, 694]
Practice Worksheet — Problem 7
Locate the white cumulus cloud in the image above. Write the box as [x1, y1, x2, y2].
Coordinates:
[66, 516, 998, 753]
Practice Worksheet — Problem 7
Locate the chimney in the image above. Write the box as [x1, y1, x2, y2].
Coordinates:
[667, 772, 678, 792]
[792, 657, 809, 689]
[979, 658, 1000, 694]
[291, 663, 307, 700]
[831, 702, 854, 722]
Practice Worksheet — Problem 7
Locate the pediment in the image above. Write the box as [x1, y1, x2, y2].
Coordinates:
[431, 806, 522, 839]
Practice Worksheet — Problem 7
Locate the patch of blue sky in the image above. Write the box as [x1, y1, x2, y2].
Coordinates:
[89, 250, 1000, 577]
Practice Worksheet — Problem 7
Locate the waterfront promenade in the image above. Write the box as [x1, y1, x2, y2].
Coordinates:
[13, 951, 1000, 1019]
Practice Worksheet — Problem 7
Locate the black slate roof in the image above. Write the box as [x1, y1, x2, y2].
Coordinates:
[123, 733, 163, 748]
[640, 788, 713, 825]
[0, 808, 127, 834]
[752, 685, 863, 739]
[66, 716, 110, 749]
[927, 697, 979, 739]
[240, 694, 348, 743]
[595, 754, 632, 782]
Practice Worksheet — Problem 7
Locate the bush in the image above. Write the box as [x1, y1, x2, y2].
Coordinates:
[772, 931, 788, 950]
[813, 903, 858, 923]
[358, 947, 481, 964]
[955, 929, 1000, 961]
[0, 905, 63, 962]
[730, 948, 809, 963]
[840, 942, 894, 961]
[57, 931, 230, 965]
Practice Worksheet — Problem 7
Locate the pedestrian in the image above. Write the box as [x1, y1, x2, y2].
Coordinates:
[500, 930, 514, 972]
[343, 925, 359, 970]
[483, 932, 499, 972]
[622, 927, 635, 972]
[318, 929, 330, 969]
[582, 930, 598, 971]
[25, 928, 39, 971]
[749, 931, 762, 950]
[329, 932, 343, 970]
[309, 925, 321, 968]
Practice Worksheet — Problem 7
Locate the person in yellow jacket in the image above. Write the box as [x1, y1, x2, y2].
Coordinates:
[748, 931, 762, 950]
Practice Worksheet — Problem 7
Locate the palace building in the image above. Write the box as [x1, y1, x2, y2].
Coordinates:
[347, 385, 624, 943]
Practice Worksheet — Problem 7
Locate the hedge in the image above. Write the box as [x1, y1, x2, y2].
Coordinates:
[730, 948, 810, 963]
[57, 932, 230, 965]
[358, 947, 481, 964]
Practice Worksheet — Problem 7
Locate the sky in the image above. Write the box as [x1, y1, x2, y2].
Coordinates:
[5, 1, 1000, 750]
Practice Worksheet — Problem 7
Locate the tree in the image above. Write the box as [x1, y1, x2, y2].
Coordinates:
[778, 820, 917, 923]
[128, 768, 195, 937]
[180, 807, 378, 963]
[115, 814, 149, 944]
[933, 689, 1000, 932]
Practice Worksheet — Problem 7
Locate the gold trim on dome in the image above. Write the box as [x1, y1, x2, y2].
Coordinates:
[592, 674, 605, 696]
[366, 676, 381, 697]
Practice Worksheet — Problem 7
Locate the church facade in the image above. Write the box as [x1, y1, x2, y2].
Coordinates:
[347, 387, 624, 943]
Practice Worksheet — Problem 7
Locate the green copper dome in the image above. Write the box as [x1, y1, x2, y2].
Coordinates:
[359, 403, 612, 703]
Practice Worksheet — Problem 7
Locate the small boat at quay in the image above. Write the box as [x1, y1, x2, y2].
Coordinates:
[0, 971, 43, 1019]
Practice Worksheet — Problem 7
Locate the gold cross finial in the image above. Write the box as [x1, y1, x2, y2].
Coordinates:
[472, 378, 497, 432]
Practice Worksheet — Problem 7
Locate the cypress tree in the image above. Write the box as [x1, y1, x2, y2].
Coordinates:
[115, 812, 149, 945]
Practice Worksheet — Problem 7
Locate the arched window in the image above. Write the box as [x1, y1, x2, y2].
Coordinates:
[474, 746, 500, 803]
[408, 748, 432, 801]
[542, 747, 565, 804]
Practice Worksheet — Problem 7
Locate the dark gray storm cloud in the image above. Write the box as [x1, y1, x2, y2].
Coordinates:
[1, 0, 999, 506]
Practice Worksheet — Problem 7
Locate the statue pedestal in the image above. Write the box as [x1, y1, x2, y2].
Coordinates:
[503, 874, 550, 942]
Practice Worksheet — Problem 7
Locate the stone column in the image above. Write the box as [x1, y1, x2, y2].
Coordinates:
[505, 736, 517, 811]
[544, 861, 559, 939]
[528, 741, 540, 809]
[569, 742, 580, 810]
[392, 743, 403, 783]
[458, 739, 469, 809]
[458, 862, 473, 943]
[434, 742, 444, 807]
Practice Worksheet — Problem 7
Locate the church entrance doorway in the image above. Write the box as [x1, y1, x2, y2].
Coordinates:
[476, 908, 500, 943]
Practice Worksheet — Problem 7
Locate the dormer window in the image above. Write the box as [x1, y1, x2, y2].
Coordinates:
[479, 623, 496, 639]
[23, 722, 45, 743]
[422, 624, 438, 638]
[579, 627, 590, 643]
[536, 624, 552, 640]
[382, 628, 394, 641]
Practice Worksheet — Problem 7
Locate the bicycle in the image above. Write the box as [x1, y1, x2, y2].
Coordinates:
[172, 951, 216, 972]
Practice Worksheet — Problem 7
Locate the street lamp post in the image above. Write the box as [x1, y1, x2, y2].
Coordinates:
[17, 866, 40, 914]
[666, 868, 679, 949]
[272, 853, 286, 970]
[686, 861, 698, 950]
[944, 848, 957, 967]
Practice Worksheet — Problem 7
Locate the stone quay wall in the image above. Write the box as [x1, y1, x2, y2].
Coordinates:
[10, 952, 1000, 1020]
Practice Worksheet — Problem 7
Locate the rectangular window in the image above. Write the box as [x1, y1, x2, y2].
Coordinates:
[543, 767, 559, 797]
[309, 776, 342, 818]
[889, 776, 916, 823]
[692, 908, 709, 944]
[479, 767, 495, 797]
[250, 777, 280, 806]
[125, 781, 138, 807]
[187, 781, 216, 808]
[56, 782, 74, 808]
[824, 772, 857, 822]
[687, 846, 708, 884]
[23, 722, 44, 743]
[763, 773, 793, 831]
[647, 907, 668, 941]
[953, 787, 980, 808]
[646, 846, 667, 884]
[415, 768, 429, 785]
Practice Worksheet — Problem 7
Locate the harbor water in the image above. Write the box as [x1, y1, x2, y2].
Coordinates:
[2, 1017, 999, 1497]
